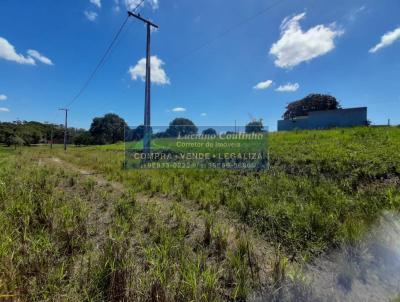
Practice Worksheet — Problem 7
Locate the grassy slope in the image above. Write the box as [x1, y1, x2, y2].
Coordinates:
[45, 127, 400, 256]
[1, 126, 399, 300]
[0, 149, 271, 301]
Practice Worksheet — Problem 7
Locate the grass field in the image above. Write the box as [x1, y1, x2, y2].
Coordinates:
[1, 126, 399, 301]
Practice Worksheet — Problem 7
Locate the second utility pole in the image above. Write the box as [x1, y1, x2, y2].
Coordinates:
[59, 108, 69, 151]
[128, 11, 158, 156]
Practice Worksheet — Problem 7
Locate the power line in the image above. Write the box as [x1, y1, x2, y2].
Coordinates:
[169, 0, 286, 66]
[64, 0, 285, 114]
[132, 0, 145, 12]
[64, 1, 145, 109]
[65, 15, 130, 108]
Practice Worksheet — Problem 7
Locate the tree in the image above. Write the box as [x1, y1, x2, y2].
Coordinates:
[74, 131, 93, 146]
[245, 119, 264, 133]
[131, 125, 145, 141]
[283, 94, 341, 120]
[0, 121, 77, 145]
[202, 128, 217, 136]
[89, 113, 127, 145]
[6, 135, 25, 149]
[165, 118, 198, 137]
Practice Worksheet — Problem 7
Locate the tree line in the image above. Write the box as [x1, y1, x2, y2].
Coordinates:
[0, 114, 266, 147]
[0, 121, 86, 147]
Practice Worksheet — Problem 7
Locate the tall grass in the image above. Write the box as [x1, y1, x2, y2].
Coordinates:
[2, 126, 399, 300]
[0, 151, 263, 301]
[28, 127, 400, 257]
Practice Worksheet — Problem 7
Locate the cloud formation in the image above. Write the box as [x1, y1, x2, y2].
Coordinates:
[129, 56, 170, 85]
[172, 107, 186, 112]
[200, 113, 207, 117]
[27, 49, 53, 65]
[253, 80, 273, 90]
[0, 37, 53, 66]
[114, 0, 121, 12]
[84, 10, 98, 21]
[0, 37, 35, 65]
[90, 0, 101, 8]
[348, 5, 366, 22]
[125, 0, 159, 11]
[0, 108, 10, 112]
[0, 95, 7, 101]
[369, 27, 400, 53]
[270, 13, 343, 68]
[275, 83, 299, 92]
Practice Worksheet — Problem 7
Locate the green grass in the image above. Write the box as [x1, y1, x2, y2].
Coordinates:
[36, 126, 399, 256]
[0, 149, 264, 301]
[1, 126, 399, 300]
[0, 153, 90, 300]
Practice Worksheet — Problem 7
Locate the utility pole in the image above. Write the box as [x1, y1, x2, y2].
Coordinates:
[59, 108, 69, 151]
[50, 126, 54, 149]
[127, 11, 158, 156]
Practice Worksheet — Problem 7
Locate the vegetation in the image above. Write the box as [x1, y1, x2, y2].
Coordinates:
[165, 117, 198, 137]
[1, 126, 399, 301]
[202, 128, 217, 136]
[0, 120, 86, 146]
[283, 94, 341, 119]
[245, 119, 264, 133]
[89, 113, 128, 145]
[0, 149, 268, 301]
[29, 126, 400, 256]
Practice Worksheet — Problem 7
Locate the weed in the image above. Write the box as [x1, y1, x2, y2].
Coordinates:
[213, 223, 229, 257]
[203, 212, 215, 246]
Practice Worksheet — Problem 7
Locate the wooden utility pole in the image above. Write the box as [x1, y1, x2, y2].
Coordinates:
[50, 126, 54, 149]
[127, 11, 158, 156]
[59, 108, 69, 151]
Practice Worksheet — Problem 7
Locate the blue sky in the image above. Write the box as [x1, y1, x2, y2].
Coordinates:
[0, 0, 399, 131]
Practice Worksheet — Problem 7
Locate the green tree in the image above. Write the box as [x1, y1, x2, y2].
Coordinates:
[74, 132, 93, 146]
[202, 128, 217, 136]
[165, 118, 198, 137]
[131, 125, 145, 141]
[89, 113, 128, 145]
[6, 135, 25, 149]
[283, 94, 341, 120]
[245, 120, 264, 133]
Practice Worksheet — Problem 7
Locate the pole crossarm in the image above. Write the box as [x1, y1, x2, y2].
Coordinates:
[127, 11, 159, 28]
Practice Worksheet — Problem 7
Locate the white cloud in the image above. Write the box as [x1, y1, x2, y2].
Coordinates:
[172, 107, 186, 112]
[0, 107, 10, 112]
[200, 113, 207, 117]
[27, 49, 53, 65]
[125, 0, 159, 11]
[84, 10, 98, 21]
[0, 37, 35, 65]
[275, 83, 299, 92]
[128, 56, 170, 85]
[114, 0, 121, 13]
[253, 80, 273, 90]
[348, 5, 366, 22]
[0, 95, 7, 101]
[270, 13, 343, 68]
[369, 27, 400, 53]
[90, 0, 101, 8]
